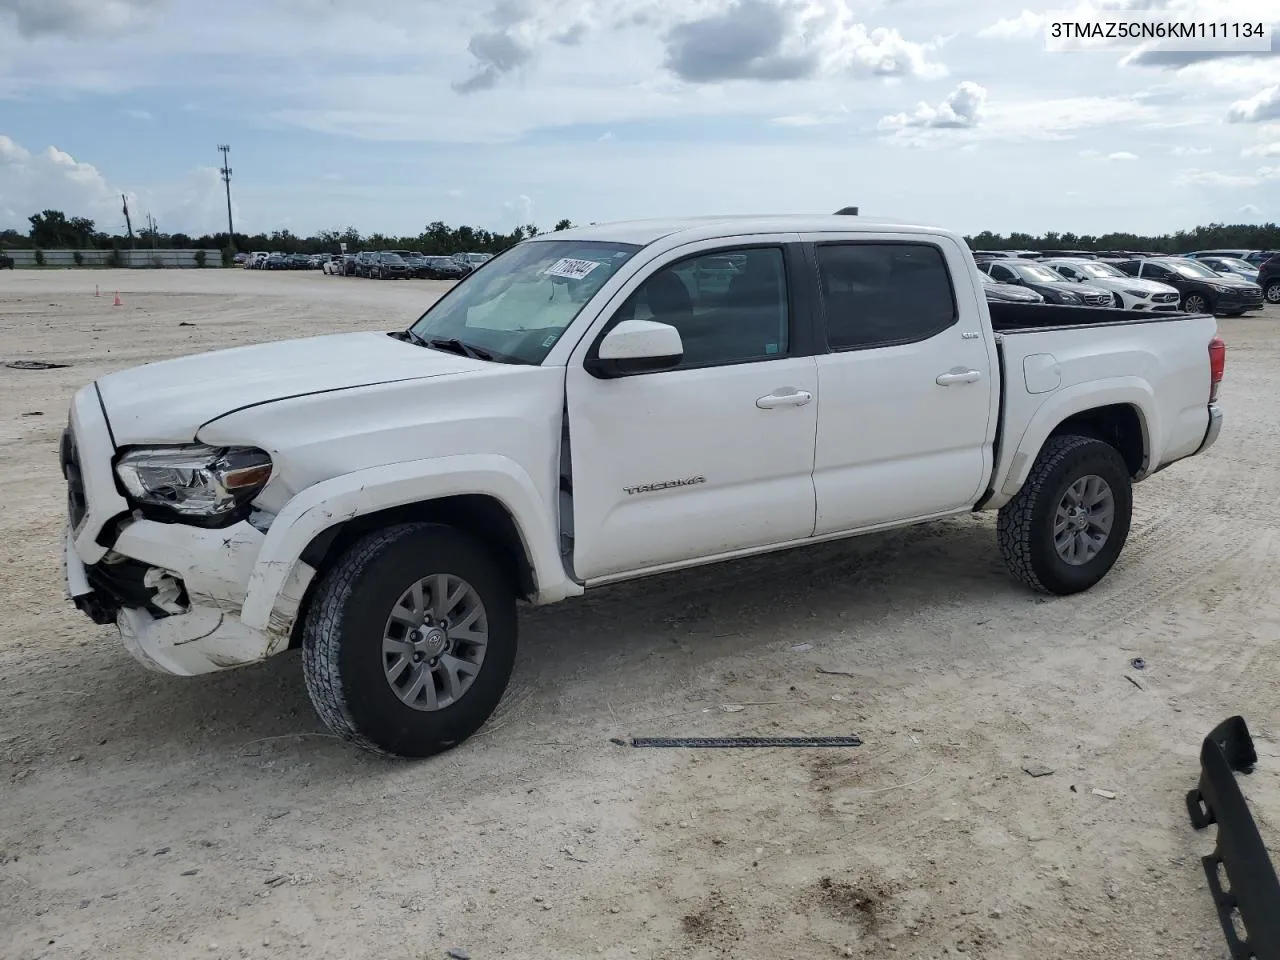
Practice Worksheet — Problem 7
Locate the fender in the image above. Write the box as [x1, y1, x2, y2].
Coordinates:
[239, 454, 580, 634]
[998, 377, 1157, 499]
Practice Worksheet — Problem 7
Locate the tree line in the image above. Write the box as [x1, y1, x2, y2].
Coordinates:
[1, 210, 581, 264]
[4, 209, 1280, 261]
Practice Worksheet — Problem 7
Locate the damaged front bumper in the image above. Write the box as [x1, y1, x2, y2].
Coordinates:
[1186, 715, 1280, 959]
[64, 518, 292, 676]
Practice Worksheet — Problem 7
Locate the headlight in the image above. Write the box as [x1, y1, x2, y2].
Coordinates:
[1059, 292, 1080, 303]
[116, 445, 272, 522]
[1123, 289, 1149, 298]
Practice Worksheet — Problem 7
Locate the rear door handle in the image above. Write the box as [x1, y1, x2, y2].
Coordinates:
[757, 389, 813, 409]
[936, 369, 982, 386]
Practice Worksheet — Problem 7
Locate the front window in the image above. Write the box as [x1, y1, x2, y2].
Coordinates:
[1016, 264, 1064, 283]
[408, 239, 641, 365]
[1164, 258, 1219, 279]
[1079, 262, 1126, 278]
[1213, 257, 1255, 271]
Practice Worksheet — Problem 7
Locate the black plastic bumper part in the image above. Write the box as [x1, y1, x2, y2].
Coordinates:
[1186, 715, 1280, 960]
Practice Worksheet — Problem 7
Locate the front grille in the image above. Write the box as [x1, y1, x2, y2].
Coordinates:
[1153, 292, 1178, 303]
[1083, 293, 1111, 305]
[59, 427, 87, 529]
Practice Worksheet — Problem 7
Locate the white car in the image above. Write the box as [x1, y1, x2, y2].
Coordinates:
[1041, 258, 1181, 312]
[60, 214, 1225, 757]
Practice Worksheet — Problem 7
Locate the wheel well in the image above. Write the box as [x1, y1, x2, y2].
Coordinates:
[286, 495, 537, 649]
[1049, 404, 1146, 476]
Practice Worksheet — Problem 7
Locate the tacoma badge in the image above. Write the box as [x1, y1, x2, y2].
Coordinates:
[623, 476, 706, 496]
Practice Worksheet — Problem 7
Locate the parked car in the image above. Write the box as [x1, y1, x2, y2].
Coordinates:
[1114, 257, 1264, 315]
[1035, 249, 1097, 260]
[1191, 255, 1259, 283]
[288, 254, 312, 270]
[60, 214, 1226, 757]
[421, 256, 469, 280]
[264, 253, 290, 270]
[395, 252, 430, 278]
[0, 253, 14, 269]
[980, 271, 1044, 302]
[352, 252, 378, 277]
[1258, 254, 1280, 304]
[452, 251, 492, 270]
[1188, 248, 1258, 263]
[982, 258, 1114, 305]
[245, 252, 269, 269]
[1041, 258, 1181, 311]
[370, 252, 411, 279]
[233, 252, 249, 266]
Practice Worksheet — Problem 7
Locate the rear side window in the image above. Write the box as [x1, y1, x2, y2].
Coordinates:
[815, 243, 958, 351]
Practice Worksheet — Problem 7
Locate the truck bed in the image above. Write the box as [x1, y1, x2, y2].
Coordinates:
[988, 300, 1195, 332]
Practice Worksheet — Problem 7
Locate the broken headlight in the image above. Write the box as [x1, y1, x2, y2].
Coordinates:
[115, 445, 273, 523]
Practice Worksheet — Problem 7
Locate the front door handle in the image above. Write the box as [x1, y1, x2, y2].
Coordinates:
[936, 369, 982, 386]
[757, 389, 813, 409]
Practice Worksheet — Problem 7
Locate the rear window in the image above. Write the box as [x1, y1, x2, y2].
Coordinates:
[815, 242, 958, 351]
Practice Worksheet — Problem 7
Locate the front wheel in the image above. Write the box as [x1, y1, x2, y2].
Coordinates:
[1182, 292, 1210, 314]
[302, 523, 518, 758]
[997, 434, 1133, 595]
[1266, 280, 1280, 304]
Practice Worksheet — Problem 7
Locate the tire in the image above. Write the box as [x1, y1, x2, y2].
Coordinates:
[996, 434, 1133, 596]
[1182, 292, 1210, 314]
[302, 523, 518, 758]
[1266, 280, 1280, 304]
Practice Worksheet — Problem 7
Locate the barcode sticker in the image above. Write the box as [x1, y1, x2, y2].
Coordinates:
[543, 258, 601, 280]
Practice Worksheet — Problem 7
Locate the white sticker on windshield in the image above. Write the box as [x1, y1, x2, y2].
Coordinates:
[543, 257, 601, 280]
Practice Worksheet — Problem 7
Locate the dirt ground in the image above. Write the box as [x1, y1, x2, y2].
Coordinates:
[2, 267, 1278, 960]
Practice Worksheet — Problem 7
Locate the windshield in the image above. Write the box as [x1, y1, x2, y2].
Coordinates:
[1017, 264, 1063, 282]
[1165, 259, 1220, 279]
[1079, 262, 1125, 278]
[1213, 257, 1255, 271]
[407, 239, 641, 364]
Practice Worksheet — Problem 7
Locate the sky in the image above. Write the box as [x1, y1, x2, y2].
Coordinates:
[1, 0, 1279, 238]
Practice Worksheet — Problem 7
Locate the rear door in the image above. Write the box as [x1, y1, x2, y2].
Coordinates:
[799, 233, 999, 535]
[565, 238, 820, 581]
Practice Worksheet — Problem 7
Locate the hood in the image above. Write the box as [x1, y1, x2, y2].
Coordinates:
[985, 284, 1041, 301]
[1210, 272, 1258, 287]
[1087, 276, 1176, 294]
[97, 331, 484, 445]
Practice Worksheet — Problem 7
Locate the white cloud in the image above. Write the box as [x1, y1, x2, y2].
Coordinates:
[1243, 142, 1280, 157]
[0, 133, 235, 235]
[1239, 203, 1262, 217]
[123, 108, 153, 121]
[1176, 166, 1280, 187]
[1172, 145, 1212, 155]
[977, 9, 1042, 40]
[878, 81, 986, 130]
[1108, 150, 1138, 160]
[1228, 85, 1280, 123]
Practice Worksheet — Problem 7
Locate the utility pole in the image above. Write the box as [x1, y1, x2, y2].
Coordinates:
[217, 144, 235, 248]
[121, 193, 135, 248]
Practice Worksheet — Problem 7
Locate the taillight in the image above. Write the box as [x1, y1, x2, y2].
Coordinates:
[1208, 335, 1226, 403]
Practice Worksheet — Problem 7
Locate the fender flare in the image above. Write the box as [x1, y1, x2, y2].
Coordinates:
[999, 378, 1158, 498]
[238, 454, 576, 633]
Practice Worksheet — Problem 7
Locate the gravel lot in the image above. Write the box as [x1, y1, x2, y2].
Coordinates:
[2, 268, 1278, 960]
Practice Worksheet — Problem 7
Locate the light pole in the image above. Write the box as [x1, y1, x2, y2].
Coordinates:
[218, 144, 235, 248]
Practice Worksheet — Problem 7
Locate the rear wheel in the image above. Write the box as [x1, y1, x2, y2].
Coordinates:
[1266, 280, 1280, 304]
[1182, 292, 1210, 314]
[302, 523, 518, 758]
[997, 435, 1133, 595]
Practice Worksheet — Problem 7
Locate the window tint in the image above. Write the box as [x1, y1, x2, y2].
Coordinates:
[989, 263, 1014, 282]
[611, 247, 789, 368]
[816, 243, 957, 351]
[1055, 264, 1077, 278]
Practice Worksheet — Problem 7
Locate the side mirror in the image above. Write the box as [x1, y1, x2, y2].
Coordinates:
[586, 319, 683, 378]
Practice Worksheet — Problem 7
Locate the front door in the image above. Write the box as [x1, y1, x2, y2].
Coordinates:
[800, 235, 998, 535]
[565, 239, 819, 582]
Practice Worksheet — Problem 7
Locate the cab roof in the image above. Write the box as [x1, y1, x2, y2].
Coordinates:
[537, 215, 953, 248]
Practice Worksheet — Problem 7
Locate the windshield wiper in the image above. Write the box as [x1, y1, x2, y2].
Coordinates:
[426, 337, 495, 361]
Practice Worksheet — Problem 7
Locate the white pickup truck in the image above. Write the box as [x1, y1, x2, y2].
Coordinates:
[61, 215, 1226, 757]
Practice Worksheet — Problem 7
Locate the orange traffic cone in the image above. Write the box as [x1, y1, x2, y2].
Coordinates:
[112, 291, 123, 306]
